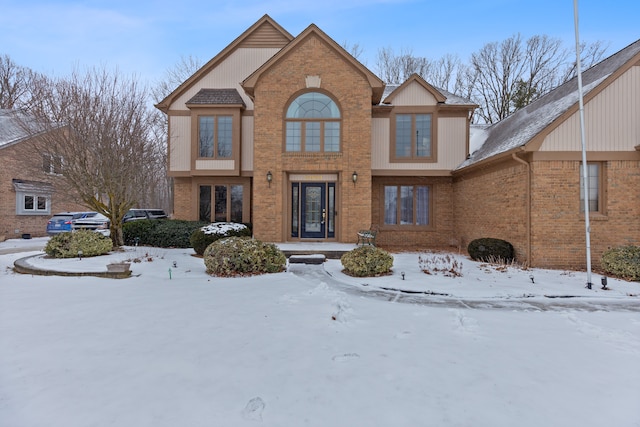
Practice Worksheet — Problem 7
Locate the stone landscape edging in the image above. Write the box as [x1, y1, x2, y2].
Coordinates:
[13, 254, 132, 279]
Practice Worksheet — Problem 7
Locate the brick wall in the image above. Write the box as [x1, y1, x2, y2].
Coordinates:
[171, 177, 193, 220]
[0, 140, 83, 239]
[251, 33, 373, 242]
[453, 158, 639, 269]
[453, 160, 529, 261]
[530, 160, 640, 269]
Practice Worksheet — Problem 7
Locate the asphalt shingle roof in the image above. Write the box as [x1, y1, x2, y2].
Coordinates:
[186, 89, 246, 107]
[0, 109, 39, 149]
[457, 38, 640, 170]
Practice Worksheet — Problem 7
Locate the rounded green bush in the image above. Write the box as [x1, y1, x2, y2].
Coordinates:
[601, 245, 640, 281]
[45, 230, 113, 258]
[190, 222, 252, 256]
[467, 238, 515, 262]
[341, 246, 394, 277]
[203, 236, 286, 277]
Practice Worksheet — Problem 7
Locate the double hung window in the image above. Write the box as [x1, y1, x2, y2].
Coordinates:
[43, 154, 64, 175]
[392, 113, 434, 161]
[198, 116, 233, 158]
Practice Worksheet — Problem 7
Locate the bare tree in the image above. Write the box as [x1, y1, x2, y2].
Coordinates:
[375, 47, 431, 84]
[559, 40, 608, 82]
[24, 67, 161, 246]
[427, 54, 462, 92]
[0, 54, 39, 109]
[466, 34, 607, 123]
[341, 41, 365, 63]
[152, 55, 202, 104]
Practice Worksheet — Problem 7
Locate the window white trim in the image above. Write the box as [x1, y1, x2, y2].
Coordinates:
[12, 179, 53, 215]
[16, 192, 51, 215]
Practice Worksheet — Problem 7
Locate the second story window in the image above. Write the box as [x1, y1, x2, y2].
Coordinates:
[199, 115, 232, 158]
[43, 153, 64, 175]
[394, 113, 432, 160]
[285, 92, 341, 152]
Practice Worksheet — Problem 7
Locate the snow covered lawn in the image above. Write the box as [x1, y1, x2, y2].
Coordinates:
[1, 239, 639, 426]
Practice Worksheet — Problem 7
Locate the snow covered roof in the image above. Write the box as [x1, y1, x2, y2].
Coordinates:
[456, 38, 640, 170]
[0, 109, 41, 149]
[12, 179, 54, 193]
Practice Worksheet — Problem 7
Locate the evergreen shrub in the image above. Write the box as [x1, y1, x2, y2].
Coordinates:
[467, 238, 515, 262]
[45, 230, 112, 258]
[203, 236, 286, 277]
[190, 222, 252, 255]
[601, 245, 640, 281]
[341, 246, 394, 277]
[123, 219, 207, 248]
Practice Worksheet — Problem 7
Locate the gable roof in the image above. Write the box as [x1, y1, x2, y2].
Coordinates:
[383, 74, 446, 104]
[456, 38, 640, 170]
[0, 109, 45, 149]
[242, 24, 385, 104]
[186, 88, 246, 107]
[381, 74, 476, 107]
[155, 15, 293, 112]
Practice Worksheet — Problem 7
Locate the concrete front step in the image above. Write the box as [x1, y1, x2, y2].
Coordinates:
[287, 254, 327, 265]
[277, 243, 355, 261]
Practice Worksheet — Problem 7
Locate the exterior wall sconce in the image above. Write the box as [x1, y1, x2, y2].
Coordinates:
[266, 171, 273, 187]
[352, 171, 358, 186]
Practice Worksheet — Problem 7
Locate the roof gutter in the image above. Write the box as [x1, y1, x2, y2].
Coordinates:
[511, 152, 531, 267]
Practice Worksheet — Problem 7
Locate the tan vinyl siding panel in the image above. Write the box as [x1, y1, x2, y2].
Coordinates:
[438, 117, 468, 168]
[241, 116, 254, 172]
[389, 80, 438, 106]
[372, 117, 467, 170]
[240, 22, 292, 48]
[541, 65, 639, 152]
[169, 116, 191, 171]
[172, 48, 281, 111]
[195, 159, 236, 170]
[371, 117, 390, 169]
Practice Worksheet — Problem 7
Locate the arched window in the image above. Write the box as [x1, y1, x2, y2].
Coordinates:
[285, 92, 341, 152]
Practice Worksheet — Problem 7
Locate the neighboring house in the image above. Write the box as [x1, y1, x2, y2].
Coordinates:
[157, 14, 639, 269]
[0, 109, 83, 240]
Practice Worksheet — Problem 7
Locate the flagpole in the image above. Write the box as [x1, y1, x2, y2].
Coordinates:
[573, 0, 593, 289]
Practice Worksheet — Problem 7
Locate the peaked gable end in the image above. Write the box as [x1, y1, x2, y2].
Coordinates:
[156, 15, 293, 112]
[239, 20, 293, 48]
[242, 24, 385, 104]
[383, 74, 446, 105]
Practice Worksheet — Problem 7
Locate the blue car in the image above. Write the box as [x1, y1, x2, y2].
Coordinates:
[46, 212, 96, 235]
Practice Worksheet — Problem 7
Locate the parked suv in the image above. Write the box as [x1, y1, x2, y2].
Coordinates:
[123, 209, 168, 223]
[46, 212, 96, 235]
[72, 213, 111, 237]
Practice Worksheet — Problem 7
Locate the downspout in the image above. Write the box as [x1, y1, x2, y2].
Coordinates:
[512, 152, 531, 267]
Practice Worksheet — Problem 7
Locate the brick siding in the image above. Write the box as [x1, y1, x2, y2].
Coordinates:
[453, 160, 529, 262]
[251, 34, 372, 242]
[0, 140, 83, 239]
[531, 160, 640, 269]
[453, 158, 640, 269]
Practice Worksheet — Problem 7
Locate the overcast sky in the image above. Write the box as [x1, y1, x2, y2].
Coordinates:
[1, 0, 638, 86]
